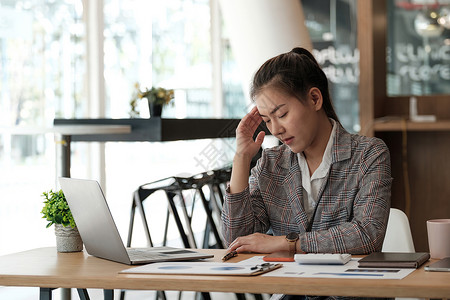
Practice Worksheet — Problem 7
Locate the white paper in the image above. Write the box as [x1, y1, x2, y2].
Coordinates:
[120, 261, 280, 276]
[238, 256, 415, 279]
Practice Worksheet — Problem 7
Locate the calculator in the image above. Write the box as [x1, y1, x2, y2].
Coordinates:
[294, 253, 352, 265]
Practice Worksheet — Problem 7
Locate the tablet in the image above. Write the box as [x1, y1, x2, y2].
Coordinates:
[424, 257, 450, 272]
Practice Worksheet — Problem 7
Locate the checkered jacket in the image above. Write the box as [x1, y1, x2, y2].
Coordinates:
[222, 124, 392, 254]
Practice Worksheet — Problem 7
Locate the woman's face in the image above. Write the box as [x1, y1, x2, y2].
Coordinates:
[255, 87, 321, 154]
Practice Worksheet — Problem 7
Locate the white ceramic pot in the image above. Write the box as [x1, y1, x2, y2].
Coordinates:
[55, 224, 83, 252]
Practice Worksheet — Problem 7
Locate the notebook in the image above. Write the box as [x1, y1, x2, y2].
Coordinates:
[59, 177, 214, 265]
[358, 252, 430, 268]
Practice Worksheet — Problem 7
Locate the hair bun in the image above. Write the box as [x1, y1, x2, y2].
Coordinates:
[291, 47, 308, 55]
[291, 47, 319, 65]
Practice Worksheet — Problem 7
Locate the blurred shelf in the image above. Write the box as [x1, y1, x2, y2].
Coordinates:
[373, 118, 450, 132]
[53, 118, 244, 142]
[0, 125, 131, 135]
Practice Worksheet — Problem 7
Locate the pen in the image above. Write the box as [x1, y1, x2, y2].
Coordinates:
[222, 250, 238, 261]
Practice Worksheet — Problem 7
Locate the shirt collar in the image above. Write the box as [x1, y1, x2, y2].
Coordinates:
[297, 118, 337, 180]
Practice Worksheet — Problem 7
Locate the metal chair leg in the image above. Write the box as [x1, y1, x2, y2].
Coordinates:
[235, 293, 246, 300]
[40, 288, 55, 300]
[166, 191, 192, 248]
[176, 190, 197, 248]
[121, 290, 167, 300]
[103, 289, 114, 300]
[134, 190, 154, 247]
[202, 217, 212, 248]
[163, 207, 170, 246]
[126, 197, 136, 247]
[157, 290, 167, 300]
[253, 294, 264, 300]
[77, 289, 90, 300]
[208, 183, 224, 220]
[197, 188, 224, 248]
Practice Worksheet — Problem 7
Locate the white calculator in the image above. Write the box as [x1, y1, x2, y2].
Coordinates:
[294, 253, 352, 265]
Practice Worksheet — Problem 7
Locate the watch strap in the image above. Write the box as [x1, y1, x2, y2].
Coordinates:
[286, 232, 299, 256]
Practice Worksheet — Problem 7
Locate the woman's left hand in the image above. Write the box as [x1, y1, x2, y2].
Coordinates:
[227, 233, 288, 254]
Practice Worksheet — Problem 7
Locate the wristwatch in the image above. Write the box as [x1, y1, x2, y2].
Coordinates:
[286, 232, 299, 256]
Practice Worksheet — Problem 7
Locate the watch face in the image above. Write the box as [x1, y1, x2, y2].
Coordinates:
[286, 232, 299, 241]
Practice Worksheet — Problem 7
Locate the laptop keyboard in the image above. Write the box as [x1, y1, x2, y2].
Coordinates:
[127, 248, 197, 261]
[128, 249, 169, 260]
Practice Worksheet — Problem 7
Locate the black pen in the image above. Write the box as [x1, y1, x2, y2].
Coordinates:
[222, 250, 238, 261]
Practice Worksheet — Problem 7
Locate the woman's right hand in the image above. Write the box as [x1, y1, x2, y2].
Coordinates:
[228, 107, 265, 194]
[235, 106, 265, 160]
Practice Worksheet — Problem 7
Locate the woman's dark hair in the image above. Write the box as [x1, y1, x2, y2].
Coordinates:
[250, 47, 339, 122]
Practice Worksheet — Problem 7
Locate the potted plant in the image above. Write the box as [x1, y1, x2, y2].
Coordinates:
[41, 189, 83, 252]
[129, 83, 175, 118]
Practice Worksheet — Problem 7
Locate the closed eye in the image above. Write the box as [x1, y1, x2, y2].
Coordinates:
[278, 112, 287, 118]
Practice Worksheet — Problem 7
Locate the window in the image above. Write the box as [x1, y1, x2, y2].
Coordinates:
[103, 0, 246, 119]
[0, 0, 85, 255]
[304, 0, 360, 132]
[387, 0, 450, 96]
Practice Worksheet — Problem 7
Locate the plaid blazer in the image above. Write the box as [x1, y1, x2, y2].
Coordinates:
[222, 123, 392, 254]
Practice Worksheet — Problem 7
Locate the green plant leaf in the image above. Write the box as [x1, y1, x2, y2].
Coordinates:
[40, 189, 77, 229]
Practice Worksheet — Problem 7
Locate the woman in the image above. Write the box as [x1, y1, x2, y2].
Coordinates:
[222, 47, 392, 259]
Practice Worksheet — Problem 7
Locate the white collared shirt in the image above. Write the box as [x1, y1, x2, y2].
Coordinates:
[297, 119, 337, 221]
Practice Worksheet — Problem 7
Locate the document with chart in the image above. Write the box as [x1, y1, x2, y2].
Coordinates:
[120, 261, 282, 276]
[240, 256, 415, 279]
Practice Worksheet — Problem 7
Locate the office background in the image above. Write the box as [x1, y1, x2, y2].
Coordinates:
[0, 0, 449, 259]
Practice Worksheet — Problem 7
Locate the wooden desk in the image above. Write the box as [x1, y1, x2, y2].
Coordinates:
[0, 248, 449, 299]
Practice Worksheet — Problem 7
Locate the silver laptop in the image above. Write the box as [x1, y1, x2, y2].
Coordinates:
[59, 177, 213, 265]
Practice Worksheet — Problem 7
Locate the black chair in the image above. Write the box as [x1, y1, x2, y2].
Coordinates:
[126, 173, 226, 250]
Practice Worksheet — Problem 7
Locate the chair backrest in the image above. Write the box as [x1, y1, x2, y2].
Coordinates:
[382, 208, 415, 252]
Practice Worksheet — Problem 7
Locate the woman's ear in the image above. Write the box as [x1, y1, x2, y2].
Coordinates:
[309, 87, 323, 111]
